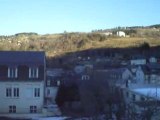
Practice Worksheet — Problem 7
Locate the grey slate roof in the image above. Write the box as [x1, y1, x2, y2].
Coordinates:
[147, 63, 160, 70]
[0, 51, 45, 66]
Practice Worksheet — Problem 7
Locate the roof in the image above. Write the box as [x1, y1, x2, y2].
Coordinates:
[132, 88, 160, 100]
[47, 68, 64, 77]
[107, 68, 128, 75]
[0, 51, 45, 66]
[131, 54, 146, 60]
[128, 65, 150, 74]
[147, 63, 160, 70]
[96, 68, 128, 75]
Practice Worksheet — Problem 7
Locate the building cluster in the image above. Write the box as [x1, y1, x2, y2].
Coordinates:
[48, 53, 160, 118]
[1, 51, 160, 119]
[76, 55, 160, 118]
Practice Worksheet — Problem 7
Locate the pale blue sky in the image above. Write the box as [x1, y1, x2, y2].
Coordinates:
[0, 0, 160, 35]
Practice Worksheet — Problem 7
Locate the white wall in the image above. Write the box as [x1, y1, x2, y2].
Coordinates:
[136, 67, 145, 84]
[149, 57, 157, 63]
[45, 87, 58, 103]
[0, 81, 44, 114]
[131, 59, 146, 65]
[122, 69, 132, 81]
[117, 31, 125, 37]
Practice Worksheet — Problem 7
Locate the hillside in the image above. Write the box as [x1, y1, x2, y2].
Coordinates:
[0, 25, 160, 58]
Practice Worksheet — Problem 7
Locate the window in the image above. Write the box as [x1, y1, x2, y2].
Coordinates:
[132, 94, 136, 101]
[82, 75, 90, 80]
[47, 89, 50, 96]
[6, 88, 12, 97]
[57, 80, 60, 86]
[6, 87, 19, 98]
[30, 106, 37, 113]
[34, 88, 40, 97]
[13, 88, 19, 97]
[9, 106, 16, 113]
[47, 80, 50, 86]
[8, 67, 17, 78]
[29, 68, 38, 78]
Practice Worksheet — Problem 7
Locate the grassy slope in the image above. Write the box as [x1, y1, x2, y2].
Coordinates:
[0, 30, 160, 57]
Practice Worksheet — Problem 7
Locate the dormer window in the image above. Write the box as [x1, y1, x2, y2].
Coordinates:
[29, 67, 38, 78]
[82, 75, 90, 80]
[8, 67, 18, 78]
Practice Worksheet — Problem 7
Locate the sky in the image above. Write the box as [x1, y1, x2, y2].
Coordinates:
[0, 0, 160, 35]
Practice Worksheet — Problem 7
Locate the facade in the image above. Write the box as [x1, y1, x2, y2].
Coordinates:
[96, 68, 132, 85]
[45, 86, 58, 105]
[130, 59, 146, 65]
[149, 57, 157, 63]
[116, 83, 160, 118]
[0, 51, 45, 114]
[45, 68, 64, 105]
[107, 68, 132, 81]
[144, 64, 160, 84]
[135, 66, 145, 84]
[45, 77, 59, 105]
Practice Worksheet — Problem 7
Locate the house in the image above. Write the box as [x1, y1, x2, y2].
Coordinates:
[45, 69, 63, 105]
[149, 57, 157, 63]
[114, 82, 160, 119]
[128, 64, 160, 84]
[45, 77, 59, 105]
[117, 31, 125, 37]
[95, 68, 132, 86]
[109, 68, 132, 82]
[146, 64, 160, 84]
[129, 66, 145, 84]
[0, 51, 45, 115]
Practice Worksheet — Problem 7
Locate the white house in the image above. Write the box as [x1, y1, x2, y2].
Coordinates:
[117, 31, 126, 37]
[0, 51, 45, 115]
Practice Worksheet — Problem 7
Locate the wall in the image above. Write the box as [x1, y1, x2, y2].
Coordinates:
[45, 87, 58, 104]
[131, 59, 146, 65]
[122, 69, 132, 81]
[136, 68, 145, 84]
[0, 81, 44, 114]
